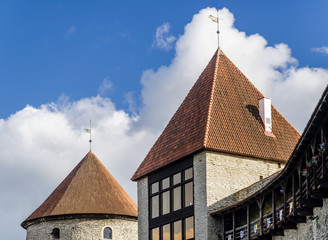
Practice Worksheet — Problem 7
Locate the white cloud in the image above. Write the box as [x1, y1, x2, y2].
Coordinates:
[139, 7, 327, 133]
[98, 78, 113, 96]
[2, 7, 328, 240]
[152, 23, 176, 51]
[0, 97, 156, 240]
[311, 46, 328, 55]
[67, 25, 76, 36]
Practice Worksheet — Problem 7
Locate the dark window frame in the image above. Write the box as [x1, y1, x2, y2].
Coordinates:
[148, 157, 194, 240]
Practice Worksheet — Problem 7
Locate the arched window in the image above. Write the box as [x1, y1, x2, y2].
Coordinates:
[103, 227, 112, 239]
[51, 228, 60, 239]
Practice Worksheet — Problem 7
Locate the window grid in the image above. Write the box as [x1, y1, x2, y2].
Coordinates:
[148, 158, 194, 240]
[149, 168, 193, 218]
[150, 216, 195, 240]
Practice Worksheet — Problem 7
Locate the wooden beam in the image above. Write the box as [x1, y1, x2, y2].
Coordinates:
[232, 211, 236, 240]
[272, 190, 276, 229]
[222, 214, 225, 240]
[247, 205, 250, 240]
[297, 162, 303, 205]
[292, 173, 296, 217]
[281, 181, 287, 222]
[257, 197, 264, 236]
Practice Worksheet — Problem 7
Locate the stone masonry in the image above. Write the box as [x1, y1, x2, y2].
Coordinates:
[137, 177, 148, 240]
[26, 217, 137, 240]
[272, 198, 328, 240]
[194, 150, 284, 240]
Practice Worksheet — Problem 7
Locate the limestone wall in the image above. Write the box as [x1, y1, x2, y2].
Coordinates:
[273, 198, 328, 240]
[193, 150, 283, 240]
[137, 177, 148, 240]
[26, 217, 137, 240]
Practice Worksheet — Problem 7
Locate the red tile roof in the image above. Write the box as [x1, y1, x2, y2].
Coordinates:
[132, 50, 300, 181]
[22, 151, 137, 228]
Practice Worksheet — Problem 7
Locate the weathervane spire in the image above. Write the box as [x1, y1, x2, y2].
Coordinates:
[85, 119, 92, 151]
[209, 9, 220, 49]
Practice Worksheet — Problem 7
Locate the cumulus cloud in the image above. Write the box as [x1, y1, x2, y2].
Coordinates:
[0, 96, 156, 239]
[311, 46, 328, 55]
[139, 7, 327, 133]
[3, 7, 328, 240]
[152, 23, 176, 51]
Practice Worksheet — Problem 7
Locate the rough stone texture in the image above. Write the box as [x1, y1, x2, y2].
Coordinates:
[137, 177, 148, 240]
[273, 198, 328, 240]
[211, 171, 280, 213]
[194, 152, 208, 240]
[194, 150, 283, 240]
[26, 217, 137, 240]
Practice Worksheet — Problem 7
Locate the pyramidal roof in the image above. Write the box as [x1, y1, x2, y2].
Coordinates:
[132, 50, 300, 181]
[22, 151, 137, 228]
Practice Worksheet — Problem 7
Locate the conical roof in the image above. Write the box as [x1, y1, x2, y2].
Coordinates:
[22, 151, 137, 228]
[132, 50, 300, 181]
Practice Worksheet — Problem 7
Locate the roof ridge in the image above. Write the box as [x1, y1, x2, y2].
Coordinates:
[203, 49, 220, 146]
[23, 151, 137, 227]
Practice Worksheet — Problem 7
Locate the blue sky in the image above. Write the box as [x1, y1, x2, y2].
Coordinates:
[0, 0, 327, 118]
[0, 1, 328, 239]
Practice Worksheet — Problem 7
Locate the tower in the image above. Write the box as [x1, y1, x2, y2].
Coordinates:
[132, 50, 300, 239]
[22, 151, 138, 240]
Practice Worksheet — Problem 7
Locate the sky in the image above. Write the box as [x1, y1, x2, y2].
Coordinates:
[0, 1, 327, 239]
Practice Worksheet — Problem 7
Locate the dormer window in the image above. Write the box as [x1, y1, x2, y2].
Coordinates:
[103, 227, 112, 239]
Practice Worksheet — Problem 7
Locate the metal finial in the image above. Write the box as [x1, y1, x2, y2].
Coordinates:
[209, 9, 221, 49]
[85, 119, 92, 151]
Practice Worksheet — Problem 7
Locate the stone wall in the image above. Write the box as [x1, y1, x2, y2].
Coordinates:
[26, 217, 137, 240]
[211, 171, 280, 213]
[273, 198, 328, 240]
[137, 177, 148, 240]
[193, 150, 283, 240]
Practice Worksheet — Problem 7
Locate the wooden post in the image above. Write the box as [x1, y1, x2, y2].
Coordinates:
[222, 214, 225, 240]
[257, 197, 264, 236]
[232, 211, 236, 240]
[292, 173, 296, 216]
[247, 205, 250, 240]
[272, 190, 276, 228]
[306, 152, 310, 199]
[281, 181, 287, 221]
[297, 162, 303, 205]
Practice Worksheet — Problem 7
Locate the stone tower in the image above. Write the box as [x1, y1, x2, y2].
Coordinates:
[132, 49, 300, 240]
[22, 151, 138, 240]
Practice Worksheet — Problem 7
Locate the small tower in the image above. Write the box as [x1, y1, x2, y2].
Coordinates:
[132, 50, 300, 240]
[22, 151, 138, 240]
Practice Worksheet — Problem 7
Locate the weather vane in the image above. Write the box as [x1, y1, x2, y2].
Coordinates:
[85, 119, 92, 150]
[209, 9, 221, 49]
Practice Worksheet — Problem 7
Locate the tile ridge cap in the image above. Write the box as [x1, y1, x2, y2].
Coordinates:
[204, 49, 220, 147]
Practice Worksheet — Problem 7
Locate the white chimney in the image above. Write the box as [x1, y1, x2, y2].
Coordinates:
[259, 97, 272, 132]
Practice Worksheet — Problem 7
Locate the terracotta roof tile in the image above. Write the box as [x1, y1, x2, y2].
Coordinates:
[23, 151, 137, 227]
[132, 50, 300, 181]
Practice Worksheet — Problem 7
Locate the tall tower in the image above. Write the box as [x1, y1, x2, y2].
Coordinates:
[22, 151, 138, 240]
[132, 50, 300, 240]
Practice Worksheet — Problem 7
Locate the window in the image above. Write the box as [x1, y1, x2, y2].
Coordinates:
[103, 227, 112, 239]
[185, 216, 194, 240]
[51, 228, 60, 239]
[149, 157, 194, 240]
[173, 220, 182, 240]
[150, 216, 194, 240]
